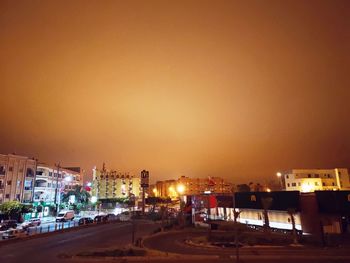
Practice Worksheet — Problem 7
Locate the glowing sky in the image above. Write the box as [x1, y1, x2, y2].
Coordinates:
[0, 0, 349, 183]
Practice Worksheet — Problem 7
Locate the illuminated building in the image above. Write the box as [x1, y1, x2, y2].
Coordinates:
[177, 176, 234, 195]
[33, 164, 83, 214]
[155, 176, 234, 198]
[0, 154, 37, 204]
[155, 180, 177, 198]
[283, 168, 350, 192]
[92, 166, 141, 200]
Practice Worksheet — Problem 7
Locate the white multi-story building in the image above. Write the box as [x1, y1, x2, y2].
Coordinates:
[0, 154, 37, 204]
[284, 168, 350, 192]
[33, 164, 83, 205]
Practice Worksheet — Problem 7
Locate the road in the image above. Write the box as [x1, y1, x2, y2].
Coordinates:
[143, 230, 350, 262]
[0, 220, 159, 263]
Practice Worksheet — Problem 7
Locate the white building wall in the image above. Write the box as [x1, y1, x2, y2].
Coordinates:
[284, 168, 350, 192]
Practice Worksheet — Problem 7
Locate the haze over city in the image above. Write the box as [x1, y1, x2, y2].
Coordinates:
[1, 0, 349, 183]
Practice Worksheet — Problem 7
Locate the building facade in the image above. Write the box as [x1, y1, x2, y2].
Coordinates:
[33, 164, 83, 205]
[283, 168, 350, 192]
[154, 180, 177, 198]
[0, 154, 37, 204]
[92, 167, 141, 200]
[154, 176, 234, 198]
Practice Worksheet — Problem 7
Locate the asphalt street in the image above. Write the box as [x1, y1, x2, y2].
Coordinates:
[0, 220, 159, 263]
[143, 230, 350, 262]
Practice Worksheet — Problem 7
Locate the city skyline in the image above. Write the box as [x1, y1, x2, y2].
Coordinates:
[1, 0, 349, 183]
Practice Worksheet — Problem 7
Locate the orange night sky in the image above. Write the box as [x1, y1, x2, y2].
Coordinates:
[0, 0, 349, 183]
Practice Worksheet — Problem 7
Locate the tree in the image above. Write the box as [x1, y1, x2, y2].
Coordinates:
[261, 197, 273, 232]
[236, 184, 250, 192]
[62, 185, 91, 204]
[287, 208, 298, 244]
[61, 185, 91, 212]
[0, 201, 33, 220]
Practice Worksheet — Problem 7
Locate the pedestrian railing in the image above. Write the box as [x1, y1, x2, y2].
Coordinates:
[0, 216, 122, 241]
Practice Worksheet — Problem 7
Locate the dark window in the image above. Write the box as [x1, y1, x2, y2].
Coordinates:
[26, 168, 34, 177]
[287, 183, 290, 187]
[9, 166, 13, 172]
[19, 168, 23, 173]
[322, 182, 326, 186]
[36, 171, 43, 176]
[308, 174, 311, 178]
[0, 166, 5, 175]
[7, 180, 12, 185]
[332, 182, 335, 186]
[49, 172, 52, 177]
[291, 183, 296, 187]
[286, 175, 289, 179]
[16, 194, 20, 200]
[5, 194, 10, 198]
[315, 174, 319, 178]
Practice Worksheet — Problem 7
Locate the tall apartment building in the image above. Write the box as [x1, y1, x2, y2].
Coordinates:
[154, 176, 234, 198]
[283, 168, 350, 192]
[33, 164, 83, 206]
[0, 154, 37, 204]
[92, 167, 141, 200]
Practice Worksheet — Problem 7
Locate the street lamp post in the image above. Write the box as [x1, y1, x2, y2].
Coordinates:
[276, 172, 283, 190]
[53, 163, 60, 216]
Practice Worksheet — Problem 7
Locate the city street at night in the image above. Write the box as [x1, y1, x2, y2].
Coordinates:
[0, 220, 159, 263]
[1, 0, 349, 262]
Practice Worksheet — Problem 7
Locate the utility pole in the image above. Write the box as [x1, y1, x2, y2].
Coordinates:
[54, 163, 61, 216]
[140, 170, 149, 215]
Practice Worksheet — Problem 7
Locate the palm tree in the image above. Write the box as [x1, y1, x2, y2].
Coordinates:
[287, 208, 298, 244]
[261, 197, 273, 232]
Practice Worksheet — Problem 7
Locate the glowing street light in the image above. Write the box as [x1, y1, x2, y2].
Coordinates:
[91, 196, 97, 204]
[152, 188, 157, 197]
[176, 184, 185, 195]
[276, 172, 282, 177]
[64, 176, 72, 182]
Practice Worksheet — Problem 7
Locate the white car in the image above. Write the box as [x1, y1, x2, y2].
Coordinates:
[56, 211, 75, 222]
[21, 218, 41, 228]
[2, 229, 25, 239]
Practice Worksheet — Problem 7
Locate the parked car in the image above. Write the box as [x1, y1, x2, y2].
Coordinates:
[56, 211, 75, 222]
[78, 217, 94, 225]
[116, 211, 131, 222]
[2, 229, 24, 239]
[94, 215, 107, 223]
[0, 220, 17, 231]
[21, 218, 41, 229]
[105, 213, 116, 221]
